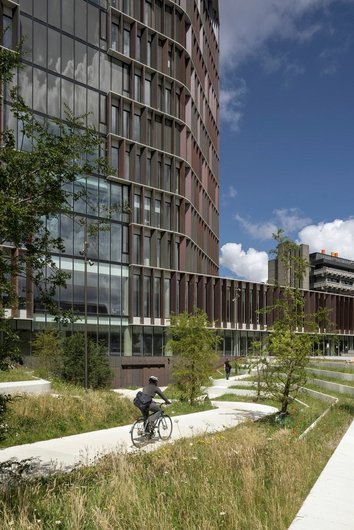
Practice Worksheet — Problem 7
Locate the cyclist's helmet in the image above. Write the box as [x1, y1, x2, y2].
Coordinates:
[149, 375, 159, 384]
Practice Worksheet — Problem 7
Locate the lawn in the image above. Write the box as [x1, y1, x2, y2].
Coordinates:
[0, 395, 352, 529]
[0, 379, 214, 448]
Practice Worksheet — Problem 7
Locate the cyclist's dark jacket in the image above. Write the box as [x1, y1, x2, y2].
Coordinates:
[142, 383, 170, 403]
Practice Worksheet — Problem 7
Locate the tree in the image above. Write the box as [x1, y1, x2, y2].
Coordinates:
[166, 309, 220, 405]
[59, 333, 113, 389]
[261, 230, 332, 414]
[0, 46, 107, 367]
[31, 328, 63, 378]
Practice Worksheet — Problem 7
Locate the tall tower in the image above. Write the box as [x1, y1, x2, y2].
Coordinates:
[1, 0, 220, 380]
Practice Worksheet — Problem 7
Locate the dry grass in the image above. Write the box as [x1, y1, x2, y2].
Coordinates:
[0, 398, 353, 530]
[1, 384, 137, 447]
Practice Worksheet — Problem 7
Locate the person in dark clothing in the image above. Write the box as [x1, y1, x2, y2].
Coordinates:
[224, 359, 232, 380]
[141, 376, 171, 432]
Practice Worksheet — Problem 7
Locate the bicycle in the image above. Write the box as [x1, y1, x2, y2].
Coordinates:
[130, 404, 173, 448]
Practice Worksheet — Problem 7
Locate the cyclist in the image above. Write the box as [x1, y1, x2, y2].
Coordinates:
[140, 375, 171, 434]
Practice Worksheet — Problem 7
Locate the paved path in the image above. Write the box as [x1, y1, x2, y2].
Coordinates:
[289, 419, 354, 530]
[0, 376, 276, 474]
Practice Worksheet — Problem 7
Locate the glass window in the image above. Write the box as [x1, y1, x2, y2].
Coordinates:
[123, 64, 130, 95]
[144, 0, 152, 26]
[75, 41, 87, 84]
[133, 276, 140, 317]
[61, 79, 74, 117]
[154, 277, 161, 317]
[146, 155, 152, 186]
[111, 224, 122, 262]
[111, 145, 119, 170]
[112, 60, 123, 94]
[133, 194, 141, 223]
[123, 109, 130, 137]
[33, 22, 47, 67]
[155, 199, 161, 228]
[62, 0, 74, 34]
[136, 31, 141, 61]
[3, 14, 13, 49]
[165, 119, 172, 152]
[133, 112, 141, 141]
[144, 197, 151, 225]
[164, 162, 171, 191]
[147, 37, 152, 66]
[164, 278, 170, 318]
[88, 48, 99, 89]
[144, 77, 151, 106]
[75, 84, 86, 117]
[33, 68, 47, 114]
[156, 237, 161, 267]
[123, 27, 130, 56]
[133, 234, 141, 263]
[144, 236, 151, 266]
[111, 22, 119, 51]
[75, 0, 87, 40]
[124, 147, 130, 179]
[99, 94, 107, 123]
[48, 74, 60, 118]
[134, 73, 141, 102]
[174, 241, 179, 269]
[144, 275, 151, 317]
[111, 104, 119, 134]
[165, 86, 171, 114]
[34, 0, 47, 22]
[48, 29, 61, 73]
[62, 35, 74, 79]
[88, 3, 99, 46]
[165, 202, 171, 230]
[135, 151, 141, 182]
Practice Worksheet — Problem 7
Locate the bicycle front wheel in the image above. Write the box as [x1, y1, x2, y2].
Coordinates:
[131, 418, 147, 448]
[158, 414, 173, 440]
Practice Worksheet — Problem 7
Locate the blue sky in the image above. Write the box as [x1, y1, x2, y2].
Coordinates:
[218, 0, 354, 282]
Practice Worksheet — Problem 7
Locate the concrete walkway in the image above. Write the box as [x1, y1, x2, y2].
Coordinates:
[289, 419, 354, 530]
[0, 376, 276, 474]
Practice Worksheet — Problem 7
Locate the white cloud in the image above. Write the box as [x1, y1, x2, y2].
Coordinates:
[235, 209, 312, 240]
[220, 243, 268, 283]
[222, 185, 237, 200]
[273, 208, 312, 232]
[220, 0, 329, 71]
[298, 218, 354, 259]
[220, 78, 247, 131]
[235, 214, 277, 240]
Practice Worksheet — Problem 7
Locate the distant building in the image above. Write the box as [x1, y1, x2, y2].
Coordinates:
[309, 251, 354, 296]
[268, 243, 310, 289]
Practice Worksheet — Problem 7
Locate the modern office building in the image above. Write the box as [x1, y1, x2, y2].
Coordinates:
[310, 250, 354, 296]
[2, 0, 354, 386]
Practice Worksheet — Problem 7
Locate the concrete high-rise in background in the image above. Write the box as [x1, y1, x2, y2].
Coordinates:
[2, 0, 354, 385]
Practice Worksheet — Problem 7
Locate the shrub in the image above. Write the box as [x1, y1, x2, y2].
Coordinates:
[59, 333, 113, 389]
[31, 328, 63, 378]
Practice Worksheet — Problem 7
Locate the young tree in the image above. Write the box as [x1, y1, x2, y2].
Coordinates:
[166, 309, 220, 405]
[59, 333, 113, 389]
[262, 230, 332, 414]
[0, 46, 107, 366]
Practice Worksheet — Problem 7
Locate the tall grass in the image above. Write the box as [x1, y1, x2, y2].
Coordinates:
[0, 368, 37, 383]
[0, 398, 353, 529]
[1, 384, 137, 447]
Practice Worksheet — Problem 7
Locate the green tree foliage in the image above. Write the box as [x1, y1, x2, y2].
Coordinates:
[59, 333, 113, 389]
[31, 329, 63, 378]
[166, 309, 220, 405]
[261, 230, 332, 414]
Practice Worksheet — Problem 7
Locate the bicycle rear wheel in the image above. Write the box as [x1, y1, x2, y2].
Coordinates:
[158, 414, 173, 440]
[131, 418, 147, 447]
